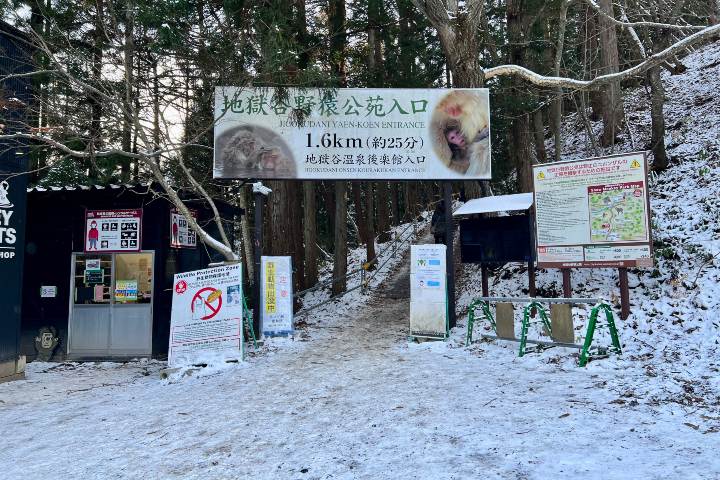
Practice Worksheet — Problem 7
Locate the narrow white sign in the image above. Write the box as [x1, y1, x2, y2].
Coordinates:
[260, 256, 294, 336]
[409, 244, 448, 339]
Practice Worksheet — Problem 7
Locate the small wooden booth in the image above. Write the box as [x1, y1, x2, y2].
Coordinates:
[20, 183, 241, 361]
[453, 193, 536, 295]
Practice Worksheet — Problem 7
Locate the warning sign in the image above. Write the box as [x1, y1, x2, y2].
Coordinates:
[260, 256, 293, 336]
[168, 264, 243, 367]
[532, 152, 653, 268]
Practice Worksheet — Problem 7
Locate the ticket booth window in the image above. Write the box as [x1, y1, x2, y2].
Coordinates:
[114, 253, 153, 304]
[73, 255, 112, 304]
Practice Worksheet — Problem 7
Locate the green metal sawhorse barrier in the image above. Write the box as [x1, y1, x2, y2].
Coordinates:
[466, 296, 622, 366]
[242, 296, 259, 359]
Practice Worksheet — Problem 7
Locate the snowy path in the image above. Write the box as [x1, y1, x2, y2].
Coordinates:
[1, 249, 719, 479]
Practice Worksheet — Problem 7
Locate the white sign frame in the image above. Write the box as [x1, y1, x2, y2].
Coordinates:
[532, 152, 653, 268]
[168, 264, 244, 367]
[260, 256, 294, 336]
[214, 87, 491, 180]
[409, 244, 448, 340]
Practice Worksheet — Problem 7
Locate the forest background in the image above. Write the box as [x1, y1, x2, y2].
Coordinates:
[1, 0, 719, 297]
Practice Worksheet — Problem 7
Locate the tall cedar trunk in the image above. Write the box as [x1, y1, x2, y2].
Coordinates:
[332, 182, 348, 294]
[586, 11, 603, 121]
[329, 0, 348, 292]
[403, 182, 416, 221]
[376, 181, 391, 242]
[239, 186, 254, 283]
[365, 182, 376, 262]
[648, 65, 669, 171]
[598, 0, 624, 146]
[88, 0, 105, 177]
[397, 0, 414, 83]
[303, 181, 318, 288]
[152, 58, 160, 159]
[532, 109, 547, 163]
[121, 0, 134, 181]
[507, 0, 536, 192]
[390, 183, 399, 226]
[550, 1, 569, 161]
[352, 181, 367, 242]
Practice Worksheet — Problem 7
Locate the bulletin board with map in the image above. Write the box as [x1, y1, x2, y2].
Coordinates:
[532, 152, 653, 268]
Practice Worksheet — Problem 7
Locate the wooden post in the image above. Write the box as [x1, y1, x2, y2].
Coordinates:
[618, 267, 630, 319]
[443, 182, 456, 329]
[481, 265, 489, 297]
[528, 260, 536, 297]
[562, 269, 571, 298]
[253, 190, 264, 337]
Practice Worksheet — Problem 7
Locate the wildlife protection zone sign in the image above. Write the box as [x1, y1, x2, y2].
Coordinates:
[169, 264, 244, 367]
[532, 152, 653, 268]
[214, 87, 491, 180]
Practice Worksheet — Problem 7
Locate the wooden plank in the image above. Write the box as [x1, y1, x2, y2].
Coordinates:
[550, 303, 574, 343]
[495, 302, 515, 339]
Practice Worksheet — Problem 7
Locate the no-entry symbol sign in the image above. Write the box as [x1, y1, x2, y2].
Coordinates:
[191, 287, 223, 320]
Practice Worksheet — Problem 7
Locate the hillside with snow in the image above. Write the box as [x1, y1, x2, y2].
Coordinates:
[0, 42, 719, 480]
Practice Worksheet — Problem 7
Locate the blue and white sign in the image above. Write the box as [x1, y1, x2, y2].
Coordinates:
[410, 244, 448, 339]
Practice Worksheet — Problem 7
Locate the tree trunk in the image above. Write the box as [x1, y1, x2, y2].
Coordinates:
[390, 183, 399, 226]
[598, 0, 625, 147]
[121, 0, 134, 181]
[365, 182, 376, 262]
[332, 182, 348, 295]
[303, 181, 318, 288]
[239, 186, 254, 283]
[376, 181, 391, 242]
[352, 181, 367, 243]
[648, 66, 669, 171]
[586, 11, 603, 121]
[532, 109, 547, 163]
[511, 114, 535, 193]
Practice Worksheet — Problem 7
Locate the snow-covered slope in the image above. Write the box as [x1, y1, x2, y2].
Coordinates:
[457, 40, 720, 407]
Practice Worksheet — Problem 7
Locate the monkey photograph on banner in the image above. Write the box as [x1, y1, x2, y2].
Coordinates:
[213, 87, 491, 181]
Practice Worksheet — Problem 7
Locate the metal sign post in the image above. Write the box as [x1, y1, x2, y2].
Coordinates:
[443, 182, 456, 329]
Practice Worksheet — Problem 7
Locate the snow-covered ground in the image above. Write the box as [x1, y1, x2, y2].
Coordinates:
[1, 42, 720, 479]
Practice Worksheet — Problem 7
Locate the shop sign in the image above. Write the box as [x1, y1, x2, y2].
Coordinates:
[533, 152, 653, 268]
[168, 264, 244, 367]
[115, 279, 138, 302]
[260, 256, 293, 336]
[85, 209, 142, 253]
[170, 209, 197, 249]
[40, 286, 57, 298]
[409, 244, 448, 339]
[214, 87, 491, 180]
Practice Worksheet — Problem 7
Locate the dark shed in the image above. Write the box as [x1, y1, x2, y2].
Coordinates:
[20, 183, 241, 361]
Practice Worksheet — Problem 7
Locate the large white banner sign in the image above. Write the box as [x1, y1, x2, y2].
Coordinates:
[410, 244, 448, 339]
[260, 256, 294, 336]
[214, 87, 491, 180]
[533, 152, 653, 268]
[169, 264, 244, 367]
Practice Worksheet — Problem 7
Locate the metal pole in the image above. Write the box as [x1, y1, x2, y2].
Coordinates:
[253, 191, 264, 337]
[481, 265, 489, 297]
[618, 267, 630, 319]
[562, 269, 572, 298]
[443, 182, 456, 329]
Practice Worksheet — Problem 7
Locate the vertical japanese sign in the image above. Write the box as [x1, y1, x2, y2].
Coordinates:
[409, 244, 448, 339]
[260, 256, 294, 336]
[214, 87, 491, 180]
[168, 264, 244, 367]
[85, 209, 142, 252]
[170, 209, 197, 249]
[533, 152, 653, 268]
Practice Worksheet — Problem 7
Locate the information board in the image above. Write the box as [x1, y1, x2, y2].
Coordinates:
[260, 256, 294, 336]
[170, 209, 197, 249]
[409, 244, 448, 339]
[168, 264, 244, 367]
[85, 209, 142, 253]
[214, 87, 491, 180]
[532, 152, 653, 268]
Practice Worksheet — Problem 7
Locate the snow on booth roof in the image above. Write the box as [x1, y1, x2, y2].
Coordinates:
[453, 192, 533, 216]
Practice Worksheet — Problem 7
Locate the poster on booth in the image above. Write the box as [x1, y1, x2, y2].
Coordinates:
[409, 244, 448, 339]
[533, 152, 653, 268]
[260, 256, 294, 336]
[214, 87, 491, 180]
[170, 209, 197, 249]
[168, 264, 244, 367]
[85, 209, 142, 253]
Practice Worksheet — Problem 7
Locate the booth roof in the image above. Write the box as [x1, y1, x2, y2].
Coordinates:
[452, 192, 533, 216]
[27, 182, 153, 193]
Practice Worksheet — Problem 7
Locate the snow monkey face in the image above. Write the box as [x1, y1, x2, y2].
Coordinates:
[445, 128, 466, 148]
[259, 147, 282, 170]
